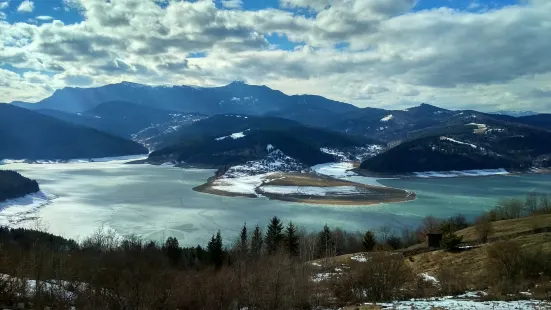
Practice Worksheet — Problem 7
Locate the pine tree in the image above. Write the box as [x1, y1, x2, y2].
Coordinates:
[207, 230, 224, 268]
[164, 237, 181, 265]
[316, 224, 334, 258]
[285, 221, 300, 257]
[265, 216, 284, 255]
[251, 225, 263, 258]
[239, 222, 248, 255]
[362, 231, 377, 252]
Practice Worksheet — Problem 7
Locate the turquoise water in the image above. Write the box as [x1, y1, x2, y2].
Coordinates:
[2, 162, 551, 246]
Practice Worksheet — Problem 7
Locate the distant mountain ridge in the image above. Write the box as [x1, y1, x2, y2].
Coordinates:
[8, 82, 551, 175]
[13, 81, 359, 116]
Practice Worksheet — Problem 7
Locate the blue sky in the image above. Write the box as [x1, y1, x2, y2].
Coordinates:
[1, 0, 550, 112]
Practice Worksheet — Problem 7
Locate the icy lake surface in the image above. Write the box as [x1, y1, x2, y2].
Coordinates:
[2, 161, 551, 246]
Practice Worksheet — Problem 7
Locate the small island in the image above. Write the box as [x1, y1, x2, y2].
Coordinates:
[194, 171, 415, 206]
[0, 170, 40, 203]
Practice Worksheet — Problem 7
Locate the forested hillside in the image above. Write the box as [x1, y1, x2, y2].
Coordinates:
[0, 104, 148, 160]
[0, 170, 39, 202]
[148, 115, 380, 167]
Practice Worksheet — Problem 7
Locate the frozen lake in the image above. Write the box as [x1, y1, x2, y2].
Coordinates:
[2, 161, 551, 246]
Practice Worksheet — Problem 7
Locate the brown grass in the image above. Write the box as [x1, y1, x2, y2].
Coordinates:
[407, 233, 551, 285]
[265, 172, 356, 187]
[456, 214, 551, 242]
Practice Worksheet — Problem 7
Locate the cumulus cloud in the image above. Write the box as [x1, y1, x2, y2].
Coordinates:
[17, 0, 34, 13]
[0, 0, 550, 112]
[0, 1, 8, 10]
[222, 0, 243, 9]
[35, 16, 54, 21]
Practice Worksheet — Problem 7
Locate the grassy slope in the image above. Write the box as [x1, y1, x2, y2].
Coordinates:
[456, 213, 551, 242]
[313, 214, 551, 276]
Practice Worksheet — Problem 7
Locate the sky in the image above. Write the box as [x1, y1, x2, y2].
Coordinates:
[0, 0, 550, 112]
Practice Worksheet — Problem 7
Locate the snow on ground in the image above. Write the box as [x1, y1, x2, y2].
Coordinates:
[375, 296, 548, 309]
[420, 273, 439, 284]
[414, 169, 509, 178]
[258, 185, 368, 196]
[381, 114, 394, 122]
[350, 254, 368, 262]
[211, 147, 308, 196]
[211, 173, 274, 195]
[312, 162, 389, 187]
[225, 148, 306, 177]
[312, 273, 333, 283]
[0, 154, 148, 165]
[0, 274, 83, 300]
[215, 129, 249, 141]
[312, 162, 357, 178]
[0, 191, 57, 227]
[441, 137, 478, 149]
[467, 123, 487, 128]
[320, 145, 382, 162]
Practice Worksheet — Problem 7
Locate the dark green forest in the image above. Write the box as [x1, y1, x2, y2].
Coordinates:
[0, 170, 40, 202]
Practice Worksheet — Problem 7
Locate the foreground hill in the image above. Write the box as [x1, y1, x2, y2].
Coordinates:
[360, 120, 551, 174]
[0, 170, 39, 202]
[0, 104, 148, 160]
[148, 115, 381, 167]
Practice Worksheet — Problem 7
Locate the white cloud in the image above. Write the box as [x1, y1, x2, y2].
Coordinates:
[222, 0, 243, 9]
[0, 0, 550, 112]
[17, 0, 34, 13]
[35, 16, 54, 21]
[0, 1, 9, 10]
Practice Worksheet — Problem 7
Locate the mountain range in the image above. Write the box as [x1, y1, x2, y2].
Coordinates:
[4, 81, 551, 174]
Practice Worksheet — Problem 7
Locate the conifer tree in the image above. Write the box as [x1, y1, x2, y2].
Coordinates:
[285, 221, 300, 257]
[239, 222, 248, 255]
[316, 224, 334, 258]
[207, 230, 224, 268]
[251, 225, 263, 258]
[265, 216, 284, 255]
[362, 231, 377, 252]
[164, 237, 181, 265]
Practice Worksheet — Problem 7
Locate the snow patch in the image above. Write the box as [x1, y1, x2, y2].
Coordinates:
[441, 136, 478, 149]
[312, 273, 333, 283]
[376, 298, 546, 309]
[0, 191, 57, 227]
[211, 173, 274, 195]
[312, 162, 356, 178]
[420, 273, 439, 284]
[320, 145, 382, 162]
[381, 114, 394, 122]
[258, 185, 367, 196]
[351, 254, 368, 262]
[216, 130, 248, 141]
